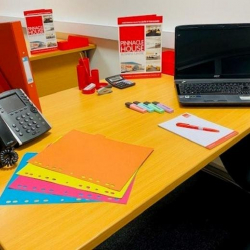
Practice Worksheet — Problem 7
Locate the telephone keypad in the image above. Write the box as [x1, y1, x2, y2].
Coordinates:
[0, 89, 51, 145]
[11, 111, 49, 140]
[12, 112, 44, 137]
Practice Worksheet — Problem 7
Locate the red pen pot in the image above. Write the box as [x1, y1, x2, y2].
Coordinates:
[77, 64, 88, 90]
[91, 69, 100, 89]
[80, 58, 90, 77]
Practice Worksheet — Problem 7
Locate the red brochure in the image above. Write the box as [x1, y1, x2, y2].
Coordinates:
[118, 14, 163, 79]
[24, 9, 58, 54]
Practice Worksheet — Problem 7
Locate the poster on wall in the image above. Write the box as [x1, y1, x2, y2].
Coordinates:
[118, 14, 163, 79]
[24, 9, 58, 54]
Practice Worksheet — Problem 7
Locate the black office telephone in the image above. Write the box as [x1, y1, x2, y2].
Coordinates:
[0, 89, 51, 168]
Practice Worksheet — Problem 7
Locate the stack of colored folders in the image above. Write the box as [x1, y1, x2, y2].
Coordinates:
[0, 130, 153, 205]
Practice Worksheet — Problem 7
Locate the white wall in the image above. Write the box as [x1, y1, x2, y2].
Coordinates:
[1, 0, 250, 77]
[2, 0, 250, 47]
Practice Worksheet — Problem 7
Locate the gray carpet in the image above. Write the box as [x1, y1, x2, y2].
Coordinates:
[96, 170, 250, 250]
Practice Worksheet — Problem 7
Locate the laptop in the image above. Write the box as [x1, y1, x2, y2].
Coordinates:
[174, 23, 250, 106]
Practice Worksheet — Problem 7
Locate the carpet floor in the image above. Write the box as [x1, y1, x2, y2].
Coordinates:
[96, 170, 250, 250]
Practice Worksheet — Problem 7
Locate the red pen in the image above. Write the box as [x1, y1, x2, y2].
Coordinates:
[176, 122, 219, 132]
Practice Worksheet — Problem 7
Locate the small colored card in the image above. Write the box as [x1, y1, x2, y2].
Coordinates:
[9, 175, 135, 204]
[18, 163, 136, 199]
[0, 153, 97, 205]
[28, 130, 153, 191]
[158, 113, 238, 149]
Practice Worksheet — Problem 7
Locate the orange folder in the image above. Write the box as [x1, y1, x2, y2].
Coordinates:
[29, 130, 154, 191]
[0, 21, 41, 111]
[0, 70, 11, 92]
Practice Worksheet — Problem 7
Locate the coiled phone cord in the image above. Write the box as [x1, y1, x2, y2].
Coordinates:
[0, 148, 18, 168]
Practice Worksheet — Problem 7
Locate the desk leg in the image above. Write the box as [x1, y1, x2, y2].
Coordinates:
[220, 133, 250, 192]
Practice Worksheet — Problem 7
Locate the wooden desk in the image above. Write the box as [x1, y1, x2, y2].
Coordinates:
[1, 74, 250, 250]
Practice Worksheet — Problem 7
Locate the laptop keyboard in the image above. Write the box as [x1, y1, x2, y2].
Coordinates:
[179, 82, 250, 95]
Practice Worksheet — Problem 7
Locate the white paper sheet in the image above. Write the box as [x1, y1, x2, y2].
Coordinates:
[158, 113, 238, 149]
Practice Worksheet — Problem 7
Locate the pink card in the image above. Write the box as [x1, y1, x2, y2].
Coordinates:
[9, 175, 134, 204]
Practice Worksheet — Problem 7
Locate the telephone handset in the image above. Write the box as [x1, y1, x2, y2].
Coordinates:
[0, 89, 51, 168]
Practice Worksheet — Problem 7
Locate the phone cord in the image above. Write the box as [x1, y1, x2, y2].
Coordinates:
[0, 148, 19, 168]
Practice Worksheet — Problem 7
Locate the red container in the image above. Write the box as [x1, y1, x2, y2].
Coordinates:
[58, 35, 89, 50]
[162, 51, 175, 76]
[68, 35, 89, 48]
[91, 69, 100, 89]
[77, 65, 88, 90]
[57, 40, 70, 50]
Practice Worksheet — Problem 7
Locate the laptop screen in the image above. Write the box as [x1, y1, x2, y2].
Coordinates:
[175, 24, 250, 80]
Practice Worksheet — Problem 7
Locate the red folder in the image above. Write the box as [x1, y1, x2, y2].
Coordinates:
[0, 70, 11, 93]
[0, 21, 41, 111]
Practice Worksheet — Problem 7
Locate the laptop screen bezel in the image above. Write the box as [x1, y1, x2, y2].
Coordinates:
[174, 23, 250, 80]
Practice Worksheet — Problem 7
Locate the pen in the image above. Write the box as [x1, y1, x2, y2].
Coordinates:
[152, 101, 174, 113]
[143, 102, 164, 114]
[125, 102, 147, 113]
[133, 101, 154, 112]
[176, 122, 220, 132]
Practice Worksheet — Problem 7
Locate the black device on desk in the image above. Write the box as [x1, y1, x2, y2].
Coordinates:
[105, 75, 135, 89]
[174, 23, 250, 106]
[0, 89, 51, 167]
